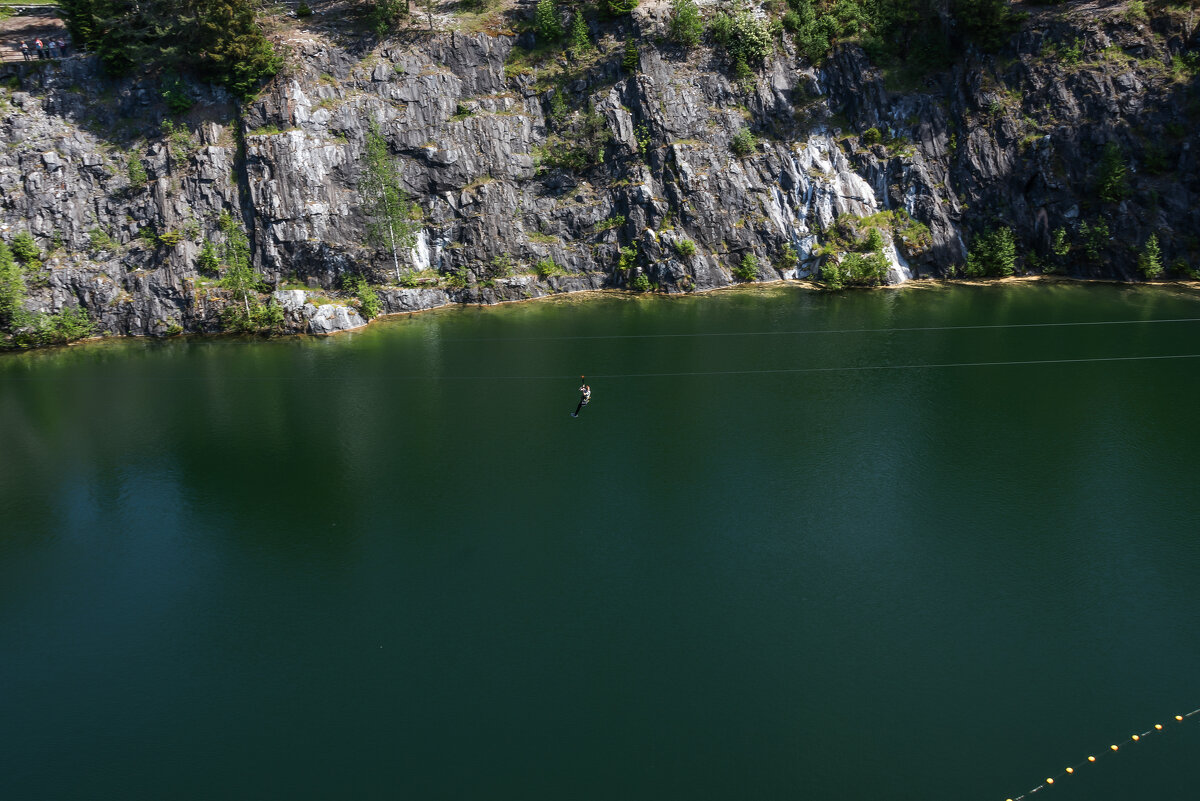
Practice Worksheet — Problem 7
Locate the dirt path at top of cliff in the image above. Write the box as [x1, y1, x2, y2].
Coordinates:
[0, 7, 67, 63]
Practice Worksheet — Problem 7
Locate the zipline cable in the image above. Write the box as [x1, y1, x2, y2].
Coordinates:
[441, 316, 1200, 343]
[1005, 707, 1200, 800]
[4, 352, 1200, 382]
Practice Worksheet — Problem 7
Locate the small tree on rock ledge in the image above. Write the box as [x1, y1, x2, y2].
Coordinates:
[360, 121, 420, 283]
[1138, 233, 1162, 279]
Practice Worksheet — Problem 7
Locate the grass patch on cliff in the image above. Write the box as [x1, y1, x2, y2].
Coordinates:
[247, 124, 297, 137]
[821, 210, 931, 259]
[504, 44, 556, 80]
[453, 0, 516, 35]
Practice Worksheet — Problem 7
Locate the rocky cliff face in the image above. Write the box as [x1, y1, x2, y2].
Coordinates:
[1, 2, 1196, 341]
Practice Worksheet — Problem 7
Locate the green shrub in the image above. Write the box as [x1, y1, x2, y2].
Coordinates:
[1124, 0, 1148, 23]
[158, 230, 183, 248]
[8, 305, 94, 348]
[11, 232, 39, 265]
[730, 127, 756, 157]
[668, 0, 704, 49]
[536, 104, 608, 172]
[343, 274, 382, 318]
[1174, 258, 1199, 279]
[197, 241, 220, 273]
[964, 226, 1017, 277]
[630, 272, 651, 291]
[489, 254, 514, 278]
[41, 306, 93, 343]
[369, 0, 407, 36]
[1138, 233, 1162, 279]
[296, 2, 313, 17]
[221, 299, 284, 334]
[603, 0, 638, 16]
[1080, 218, 1110, 262]
[820, 258, 845, 289]
[733, 253, 759, 281]
[861, 127, 882, 146]
[128, 154, 148, 187]
[863, 228, 885, 253]
[535, 258, 565, 278]
[0, 242, 25, 331]
[635, 124, 651, 157]
[596, 214, 626, 232]
[674, 238, 697, 259]
[617, 242, 637, 272]
[1051, 226, 1070, 257]
[1056, 36, 1084, 66]
[88, 228, 117, 252]
[791, 9, 833, 64]
[842, 251, 890, 285]
[710, 9, 773, 69]
[161, 72, 193, 115]
[775, 242, 799, 273]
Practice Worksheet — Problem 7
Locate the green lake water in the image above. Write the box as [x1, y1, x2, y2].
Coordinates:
[2, 282, 1199, 800]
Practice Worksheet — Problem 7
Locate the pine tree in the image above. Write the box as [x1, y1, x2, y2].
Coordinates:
[535, 0, 562, 43]
[61, 0, 280, 98]
[622, 39, 639, 72]
[569, 10, 591, 57]
[1138, 233, 1163, 279]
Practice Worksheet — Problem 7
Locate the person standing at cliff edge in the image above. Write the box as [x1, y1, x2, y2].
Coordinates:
[571, 377, 591, 418]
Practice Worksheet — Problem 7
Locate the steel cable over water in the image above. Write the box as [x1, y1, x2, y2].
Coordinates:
[440, 316, 1200, 343]
[1004, 707, 1200, 800]
[4, 352, 1200, 382]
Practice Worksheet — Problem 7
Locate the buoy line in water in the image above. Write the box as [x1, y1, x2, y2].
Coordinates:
[1005, 707, 1200, 800]
[443, 316, 1200, 343]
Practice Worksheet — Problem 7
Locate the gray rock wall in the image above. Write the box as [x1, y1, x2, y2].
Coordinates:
[1, 5, 1196, 341]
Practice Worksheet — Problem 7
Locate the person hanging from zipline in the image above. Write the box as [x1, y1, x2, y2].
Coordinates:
[571, 376, 591, 417]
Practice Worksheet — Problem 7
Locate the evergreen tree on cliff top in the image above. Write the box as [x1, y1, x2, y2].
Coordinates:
[61, 0, 280, 100]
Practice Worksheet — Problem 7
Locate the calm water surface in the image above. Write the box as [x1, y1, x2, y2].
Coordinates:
[2, 283, 1199, 800]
